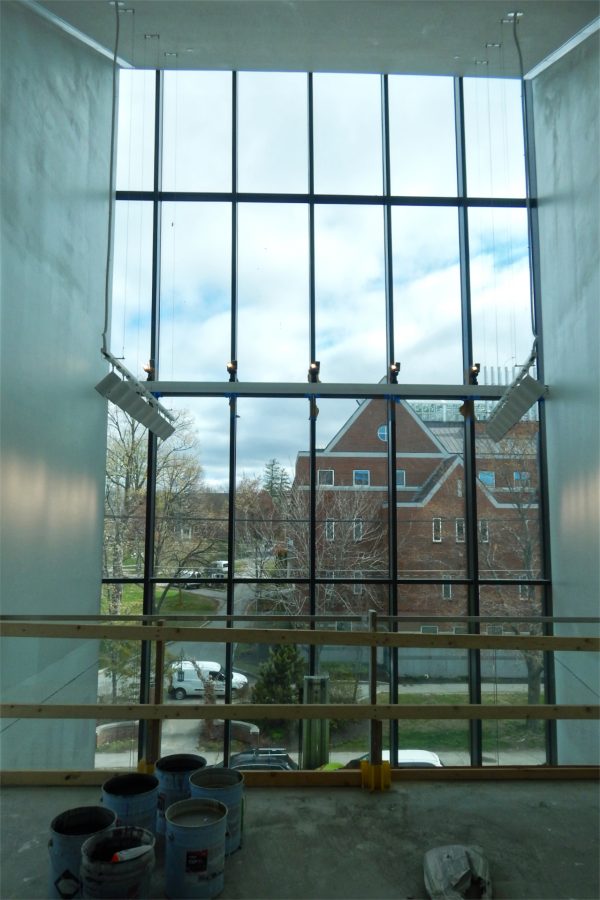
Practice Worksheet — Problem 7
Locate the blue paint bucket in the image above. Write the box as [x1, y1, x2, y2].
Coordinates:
[100, 773, 159, 833]
[80, 826, 155, 899]
[189, 767, 244, 855]
[155, 754, 207, 836]
[165, 799, 227, 899]
[48, 806, 116, 899]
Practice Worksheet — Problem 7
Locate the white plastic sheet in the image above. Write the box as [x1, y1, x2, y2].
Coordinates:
[423, 844, 493, 899]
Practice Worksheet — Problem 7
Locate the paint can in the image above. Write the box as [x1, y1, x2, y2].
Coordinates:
[165, 799, 227, 899]
[100, 773, 159, 832]
[189, 767, 244, 855]
[48, 806, 116, 899]
[155, 754, 207, 835]
[80, 825, 155, 899]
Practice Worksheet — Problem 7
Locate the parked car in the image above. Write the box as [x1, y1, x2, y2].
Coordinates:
[344, 749, 443, 768]
[227, 748, 299, 770]
[168, 660, 248, 699]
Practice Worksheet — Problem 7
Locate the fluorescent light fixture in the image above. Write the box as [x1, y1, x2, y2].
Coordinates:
[486, 372, 546, 442]
[95, 371, 175, 440]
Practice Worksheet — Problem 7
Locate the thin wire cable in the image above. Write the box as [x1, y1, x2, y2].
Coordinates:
[511, 13, 538, 340]
[101, 2, 121, 355]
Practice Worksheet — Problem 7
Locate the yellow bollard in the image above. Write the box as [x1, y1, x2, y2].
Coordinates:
[360, 760, 391, 791]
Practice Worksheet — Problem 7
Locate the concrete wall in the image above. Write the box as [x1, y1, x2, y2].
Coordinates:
[531, 32, 600, 764]
[0, 3, 112, 767]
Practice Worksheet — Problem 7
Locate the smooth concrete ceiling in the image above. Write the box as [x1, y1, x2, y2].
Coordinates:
[32, 0, 599, 77]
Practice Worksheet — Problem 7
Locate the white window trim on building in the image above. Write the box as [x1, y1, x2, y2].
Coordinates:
[432, 517, 442, 542]
[325, 518, 335, 541]
[353, 516, 364, 541]
[318, 468, 334, 486]
[353, 469, 370, 486]
[455, 517, 465, 542]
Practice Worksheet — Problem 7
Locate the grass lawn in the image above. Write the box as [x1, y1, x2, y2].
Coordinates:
[102, 583, 219, 617]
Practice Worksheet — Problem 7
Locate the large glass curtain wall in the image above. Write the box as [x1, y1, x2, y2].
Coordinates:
[105, 70, 551, 768]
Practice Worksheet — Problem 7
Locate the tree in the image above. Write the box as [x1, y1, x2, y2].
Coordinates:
[262, 458, 291, 509]
[102, 407, 225, 699]
[285, 486, 388, 616]
[251, 644, 306, 736]
[478, 428, 544, 710]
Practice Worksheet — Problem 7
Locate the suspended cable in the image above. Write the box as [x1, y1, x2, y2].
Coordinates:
[511, 12, 539, 343]
[101, 1, 121, 356]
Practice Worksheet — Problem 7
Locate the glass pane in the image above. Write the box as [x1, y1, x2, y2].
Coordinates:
[315, 205, 386, 382]
[469, 207, 533, 379]
[104, 411, 148, 579]
[476, 416, 542, 581]
[389, 75, 456, 196]
[238, 204, 309, 381]
[392, 207, 462, 383]
[110, 202, 153, 375]
[97, 588, 143, 766]
[238, 72, 308, 193]
[235, 399, 308, 582]
[161, 642, 229, 763]
[390, 401, 468, 579]
[160, 202, 231, 380]
[152, 398, 230, 579]
[162, 72, 232, 192]
[314, 398, 390, 583]
[396, 590, 470, 765]
[480, 586, 547, 765]
[463, 77, 526, 198]
[228, 635, 306, 769]
[313, 74, 382, 195]
[116, 70, 155, 191]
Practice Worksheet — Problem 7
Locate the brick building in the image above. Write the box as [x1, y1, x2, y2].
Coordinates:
[291, 397, 541, 626]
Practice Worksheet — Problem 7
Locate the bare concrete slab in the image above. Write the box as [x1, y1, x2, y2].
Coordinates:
[1, 781, 598, 899]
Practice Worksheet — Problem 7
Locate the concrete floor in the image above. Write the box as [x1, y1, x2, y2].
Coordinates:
[1, 781, 599, 899]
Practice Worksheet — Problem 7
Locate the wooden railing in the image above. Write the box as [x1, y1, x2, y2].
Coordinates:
[1, 615, 598, 785]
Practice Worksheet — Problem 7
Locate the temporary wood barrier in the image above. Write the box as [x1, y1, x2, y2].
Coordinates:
[1, 620, 597, 652]
[1, 616, 598, 784]
[1, 703, 598, 721]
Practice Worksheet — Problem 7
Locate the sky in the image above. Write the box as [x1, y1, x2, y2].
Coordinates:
[111, 70, 532, 489]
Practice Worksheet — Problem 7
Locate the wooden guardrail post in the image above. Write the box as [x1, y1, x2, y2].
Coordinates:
[362, 610, 390, 790]
[145, 619, 165, 768]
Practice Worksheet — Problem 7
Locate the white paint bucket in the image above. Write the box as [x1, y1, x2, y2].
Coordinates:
[100, 773, 159, 833]
[155, 754, 207, 835]
[48, 806, 116, 899]
[80, 826, 155, 899]
[189, 767, 245, 855]
[165, 799, 227, 899]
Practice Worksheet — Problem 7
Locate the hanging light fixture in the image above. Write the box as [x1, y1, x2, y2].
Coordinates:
[486, 346, 546, 442]
[96, 354, 175, 440]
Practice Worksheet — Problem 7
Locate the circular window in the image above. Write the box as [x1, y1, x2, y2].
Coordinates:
[377, 424, 388, 442]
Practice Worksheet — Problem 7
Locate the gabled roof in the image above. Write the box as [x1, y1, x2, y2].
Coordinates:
[323, 398, 448, 455]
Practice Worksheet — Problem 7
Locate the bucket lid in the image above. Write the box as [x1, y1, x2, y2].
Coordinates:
[166, 798, 228, 827]
[189, 767, 244, 789]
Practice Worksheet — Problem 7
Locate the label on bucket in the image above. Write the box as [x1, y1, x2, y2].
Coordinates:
[184, 844, 224, 878]
[186, 849, 208, 873]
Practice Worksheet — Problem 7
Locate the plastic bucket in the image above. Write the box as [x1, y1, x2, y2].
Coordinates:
[101, 773, 159, 832]
[165, 799, 227, 899]
[80, 826, 155, 899]
[156, 754, 207, 836]
[48, 806, 116, 899]
[189, 767, 244, 855]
